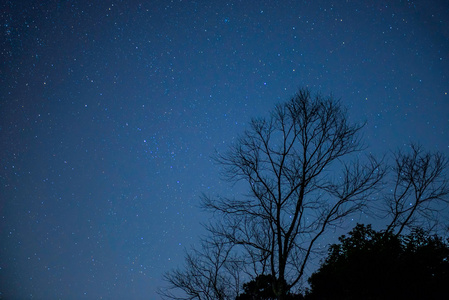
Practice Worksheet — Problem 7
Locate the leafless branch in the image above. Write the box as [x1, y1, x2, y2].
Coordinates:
[384, 143, 449, 236]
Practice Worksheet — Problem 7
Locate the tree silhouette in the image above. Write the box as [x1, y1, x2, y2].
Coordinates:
[202, 88, 384, 298]
[306, 224, 449, 300]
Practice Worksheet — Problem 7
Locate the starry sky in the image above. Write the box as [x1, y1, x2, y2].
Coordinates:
[1, 0, 448, 299]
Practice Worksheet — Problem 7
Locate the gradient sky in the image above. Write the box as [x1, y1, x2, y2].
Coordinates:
[1, 0, 448, 299]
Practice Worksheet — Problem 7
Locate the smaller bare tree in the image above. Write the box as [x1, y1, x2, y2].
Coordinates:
[157, 235, 242, 300]
[384, 144, 449, 236]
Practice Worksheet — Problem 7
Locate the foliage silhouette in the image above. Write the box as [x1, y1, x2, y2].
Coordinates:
[236, 274, 304, 300]
[306, 224, 449, 300]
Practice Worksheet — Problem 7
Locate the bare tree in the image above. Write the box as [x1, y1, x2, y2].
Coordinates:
[384, 144, 449, 236]
[198, 89, 385, 299]
[157, 235, 242, 300]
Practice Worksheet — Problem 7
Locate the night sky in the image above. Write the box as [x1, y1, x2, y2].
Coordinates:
[1, 0, 448, 299]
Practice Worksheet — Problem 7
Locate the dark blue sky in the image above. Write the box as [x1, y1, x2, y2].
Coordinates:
[1, 0, 448, 299]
